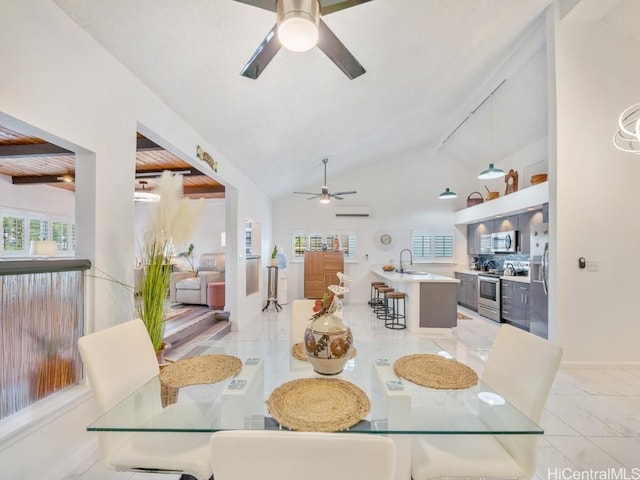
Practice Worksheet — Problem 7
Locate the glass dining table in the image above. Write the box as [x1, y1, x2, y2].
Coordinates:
[87, 337, 542, 480]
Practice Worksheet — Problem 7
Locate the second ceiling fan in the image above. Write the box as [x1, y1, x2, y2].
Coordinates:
[294, 158, 356, 203]
[235, 0, 372, 79]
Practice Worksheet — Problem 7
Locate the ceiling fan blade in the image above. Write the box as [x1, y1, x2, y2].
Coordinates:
[294, 191, 321, 195]
[330, 190, 357, 196]
[316, 19, 366, 79]
[320, 0, 373, 16]
[307, 195, 321, 200]
[240, 24, 281, 79]
[332, 195, 345, 200]
[233, 0, 277, 12]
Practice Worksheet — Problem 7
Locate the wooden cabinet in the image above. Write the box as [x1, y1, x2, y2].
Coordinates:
[304, 251, 344, 298]
[501, 280, 529, 330]
[454, 272, 478, 311]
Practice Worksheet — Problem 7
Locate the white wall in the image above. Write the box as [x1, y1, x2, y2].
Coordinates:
[273, 143, 477, 303]
[0, 0, 272, 476]
[134, 198, 226, 263]
[0, 175, 75, 217]
[551, 1, 640, 363]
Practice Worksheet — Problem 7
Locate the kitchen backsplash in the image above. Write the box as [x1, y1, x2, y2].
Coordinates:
[473, 253, 530, 269]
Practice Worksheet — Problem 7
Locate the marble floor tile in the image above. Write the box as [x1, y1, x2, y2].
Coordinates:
[587, 436, 640, 469]
[544, 435, 624, 470]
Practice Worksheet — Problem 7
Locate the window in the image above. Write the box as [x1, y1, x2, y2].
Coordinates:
[30, 219, 49, 242]
[1, 209, 75, 256]
[52, 222, 69, 251]
[411, 230, 454, 262]
[292, 232, 308, 258]
[3, 216, 25, 251]
[291, 231, 358, 261]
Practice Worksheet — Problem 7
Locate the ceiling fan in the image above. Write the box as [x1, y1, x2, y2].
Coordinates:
[235, 0, 372, 80]
[294, 158, 356, 203]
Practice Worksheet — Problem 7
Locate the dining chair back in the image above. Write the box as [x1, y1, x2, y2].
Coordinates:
[210, 430, 396, 480]
[290, 298, 316, 345]
[412, 325, 562, 480]
[78, 319, 212, 480]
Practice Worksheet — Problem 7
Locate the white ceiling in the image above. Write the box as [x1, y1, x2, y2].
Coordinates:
[52, 0, 558, 197]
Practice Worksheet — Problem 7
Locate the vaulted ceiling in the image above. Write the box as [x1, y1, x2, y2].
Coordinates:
[51, 0, 556, 198]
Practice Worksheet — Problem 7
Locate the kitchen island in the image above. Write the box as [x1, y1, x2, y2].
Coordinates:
[373, 269, 460, 332]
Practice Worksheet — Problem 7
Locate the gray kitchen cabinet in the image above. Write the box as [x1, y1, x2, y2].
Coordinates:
[455, 272, 478, 311]
[495, 215, 519, 232]
[542, 202, 549, 223]
[517, 209, 544, 254]
[467, 223, 478, 255]
[501, 280, 529, 330]
[467, 219, 495, 255]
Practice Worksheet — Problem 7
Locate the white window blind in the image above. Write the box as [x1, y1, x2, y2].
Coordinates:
[30, 219, 49, 242]
[3, 216, 25, 251]
[290, 231, 358, 261]
[411, 230, 454, 261]
[1, 209, 75, 255]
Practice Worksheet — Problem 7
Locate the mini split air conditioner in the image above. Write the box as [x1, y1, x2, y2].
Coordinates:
[333, 206, 372, 218]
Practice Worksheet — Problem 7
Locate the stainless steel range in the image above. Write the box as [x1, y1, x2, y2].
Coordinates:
[478, 274, 501, 322]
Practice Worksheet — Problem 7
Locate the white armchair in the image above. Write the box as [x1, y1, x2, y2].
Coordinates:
[170, 253, 225, 305]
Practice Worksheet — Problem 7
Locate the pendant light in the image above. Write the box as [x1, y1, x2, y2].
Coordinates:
[478, 88, 505, 179]
[438, 187, 457, 199]
[478, 163, 505, 179]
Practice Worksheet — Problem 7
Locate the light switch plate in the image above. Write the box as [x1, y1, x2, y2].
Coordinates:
[587, 260, 599, 272]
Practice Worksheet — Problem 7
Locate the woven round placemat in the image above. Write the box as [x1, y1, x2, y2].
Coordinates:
[393, 354, 478, 389]
[267, 378, 370, 432]
[291, 342, 357, 362]
[159, 354, 242, 406]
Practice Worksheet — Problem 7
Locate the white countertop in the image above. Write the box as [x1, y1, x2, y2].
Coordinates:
[374, 269, 460, 284]
[454, 269, 531, 284]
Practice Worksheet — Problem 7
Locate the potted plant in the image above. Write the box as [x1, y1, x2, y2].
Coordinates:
[138, 172, 203, 357]
[178, 243, 196, 272]
[271, 245, 279, 266]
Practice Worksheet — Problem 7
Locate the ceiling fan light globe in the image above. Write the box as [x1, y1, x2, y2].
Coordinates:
[277, 0, 319, 52]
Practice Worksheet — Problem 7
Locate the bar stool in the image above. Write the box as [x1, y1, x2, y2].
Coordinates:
[374, 287, 395, 319]
[385, 291, 407, 330]
[369, 281, 386, 307]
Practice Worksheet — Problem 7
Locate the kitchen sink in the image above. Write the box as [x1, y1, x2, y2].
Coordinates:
[396, 270, 430, 275]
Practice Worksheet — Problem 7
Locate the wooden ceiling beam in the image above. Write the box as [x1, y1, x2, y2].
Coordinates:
[135, 167, 202, 178]
[136, 137, 163, 151]
[183, 185, 226, 195]
[0, 137, 161, 158]
[12, 175, 65, 185]
[0, 143, 73, 158]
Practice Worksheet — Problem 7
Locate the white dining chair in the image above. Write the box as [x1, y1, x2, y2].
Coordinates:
[210, 430, 396, 480]
[78, 319, 212, 480]
[411, 324, 563, 480]
[290, 298, 316, 345]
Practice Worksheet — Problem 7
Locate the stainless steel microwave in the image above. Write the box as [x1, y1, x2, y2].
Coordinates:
[491, 230, 518, 253]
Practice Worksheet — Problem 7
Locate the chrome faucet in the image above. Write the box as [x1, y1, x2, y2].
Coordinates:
[399, 248, 413, 273]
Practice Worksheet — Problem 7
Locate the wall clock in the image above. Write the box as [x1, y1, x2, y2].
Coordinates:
[375, 231, 394, 250]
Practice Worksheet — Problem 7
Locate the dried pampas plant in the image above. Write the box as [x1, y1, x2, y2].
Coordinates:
[139, 171, 204, 351]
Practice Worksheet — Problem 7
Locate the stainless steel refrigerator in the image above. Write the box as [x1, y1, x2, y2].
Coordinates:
[529, 223, 549, 339]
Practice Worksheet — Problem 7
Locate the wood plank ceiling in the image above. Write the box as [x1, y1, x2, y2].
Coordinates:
[0, 126, 224, 199]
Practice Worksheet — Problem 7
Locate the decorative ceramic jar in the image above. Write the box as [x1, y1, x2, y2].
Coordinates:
[304, 285, 352, 375]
